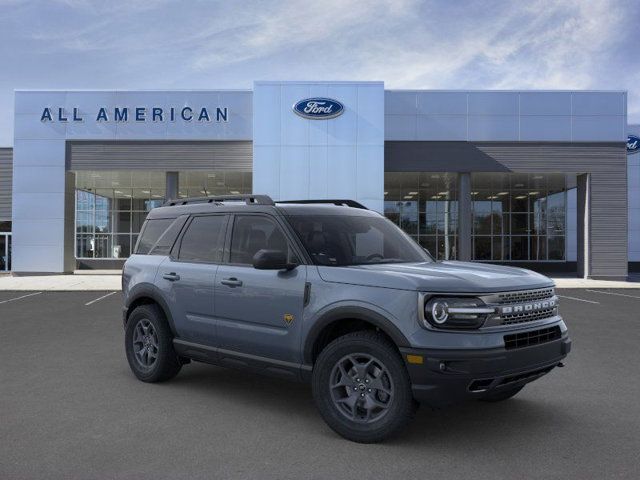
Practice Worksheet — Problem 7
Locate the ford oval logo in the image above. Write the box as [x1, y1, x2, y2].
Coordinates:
[628, 135, 640, 154]
[293, 97, 344, 119]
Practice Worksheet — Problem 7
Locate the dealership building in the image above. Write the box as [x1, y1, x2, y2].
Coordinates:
[0, 81, 638, 279]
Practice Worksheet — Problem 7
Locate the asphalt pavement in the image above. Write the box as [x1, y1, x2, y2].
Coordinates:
[1, 289, 639, 479]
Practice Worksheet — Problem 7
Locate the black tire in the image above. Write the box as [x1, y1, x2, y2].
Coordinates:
[312, 331, 417, 443]
[479, 385, 524, 402]
[125, 304, 182, 383]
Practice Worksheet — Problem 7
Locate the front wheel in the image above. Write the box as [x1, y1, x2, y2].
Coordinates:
[312, 331, 417, 443]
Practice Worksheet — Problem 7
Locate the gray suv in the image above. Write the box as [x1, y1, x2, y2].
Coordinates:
[122, 195, 570, 442]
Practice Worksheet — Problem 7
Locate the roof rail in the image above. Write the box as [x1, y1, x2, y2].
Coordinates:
[163, 194, 275, 207]
[276, 199, 368, 210]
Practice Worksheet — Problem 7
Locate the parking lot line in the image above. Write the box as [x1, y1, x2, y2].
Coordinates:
[84, 291, 118, 306]
[0, 291, 43, 304]
[585, 289, 640, 300]
[557, 294, 600, 304]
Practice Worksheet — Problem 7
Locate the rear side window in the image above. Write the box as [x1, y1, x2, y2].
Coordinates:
[149, 216, 188, 255]
[178, 215, 227, 263]
[135, 218, 174, 254]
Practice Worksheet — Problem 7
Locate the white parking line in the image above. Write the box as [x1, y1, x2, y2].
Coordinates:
[0, 291, 43, 305]
[85, 291, 117, 306]
[585, 289, 640, 300]
[557, 294, 600, 304]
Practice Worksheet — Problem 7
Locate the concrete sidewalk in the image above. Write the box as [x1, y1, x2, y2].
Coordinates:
[0, 272, 122, 291]
[0, 271, 639, 291]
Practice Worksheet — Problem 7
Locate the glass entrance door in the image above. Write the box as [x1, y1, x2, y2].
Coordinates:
[0, 233, 11, 272]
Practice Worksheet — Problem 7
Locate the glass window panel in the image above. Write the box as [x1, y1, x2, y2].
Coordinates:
[510, 236, 528, 260]
[93, 234, 112, 258]
[95, 212, 111, 233]
[76, 190, 95, 210]
[531, 236, 547, 261]
[421, 213, 438, 235]
[114, 235, 131, 258]
[492, 236, 504, 261]
[473, 236, 491, 260]
[510, 192, 529, 212]
[491, 213, 504, 235]
[511, 214, 530, 235]
[548, 236, 565, 260]
[114, 211, 131, 235]
[419, 236, 437, 258]
[473, 211, 491, 235]
[229, 216, 286, 264]
[136, 218, 174, 255]
[76, 212, 93, 234]
[438, 235, 457, 261]
[132, 211, 148, 234]
[76, 235, 93, 258]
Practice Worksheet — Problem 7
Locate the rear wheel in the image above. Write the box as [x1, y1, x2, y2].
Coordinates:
[479, 385, 524, 402]
[125, 304, 182, 383]
[312, 331, 417, 443]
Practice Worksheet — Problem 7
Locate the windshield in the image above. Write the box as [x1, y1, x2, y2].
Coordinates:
[286, 214, 433, 266]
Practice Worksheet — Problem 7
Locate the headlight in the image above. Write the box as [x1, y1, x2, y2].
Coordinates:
[423, 297, 495, 329]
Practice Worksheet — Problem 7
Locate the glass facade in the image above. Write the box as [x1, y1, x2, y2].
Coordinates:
[471, 173, 566, 262]
[177, 171, 252, 198]
[384, 172, 568, 262]
[384, 173, 458, 260]
[75, 171, 167, 259]
[75, 170, 252, 259]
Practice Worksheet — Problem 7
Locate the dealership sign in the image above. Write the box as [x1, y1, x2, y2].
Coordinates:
[40, 106, 228, 123]
[293, 98, 344, 119]
[628, 135, 640, 154]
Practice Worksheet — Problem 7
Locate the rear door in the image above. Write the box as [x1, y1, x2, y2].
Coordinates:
[214, 213, 307, 363]
[157, 214, 229, 345]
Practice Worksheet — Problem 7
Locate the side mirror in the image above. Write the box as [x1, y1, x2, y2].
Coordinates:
[252, 249, 297, 270]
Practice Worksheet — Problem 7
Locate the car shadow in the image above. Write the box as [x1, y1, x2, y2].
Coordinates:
[154, 362, 577, 446]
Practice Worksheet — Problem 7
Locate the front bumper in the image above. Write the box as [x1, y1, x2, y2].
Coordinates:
[400, 333, 571, 407]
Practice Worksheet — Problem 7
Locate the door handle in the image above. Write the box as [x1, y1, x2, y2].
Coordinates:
[162, 272, 181, 281]
[220, 277, 243, 287]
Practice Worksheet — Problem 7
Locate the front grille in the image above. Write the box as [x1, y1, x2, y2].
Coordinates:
[497, 287, 555, 305]
[502, 307, 557, 325]
[504, 326, 561, 350]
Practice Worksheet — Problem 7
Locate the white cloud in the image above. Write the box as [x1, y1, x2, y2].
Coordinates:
[0, 0, 638, 145]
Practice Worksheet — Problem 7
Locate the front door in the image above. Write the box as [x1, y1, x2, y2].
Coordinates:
[157, 214, 229, 345]
[214, 214, 307, 363]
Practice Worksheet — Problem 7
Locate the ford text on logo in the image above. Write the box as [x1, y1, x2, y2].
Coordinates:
[293, 98, 344, 119]
[628, 135, 640, 154]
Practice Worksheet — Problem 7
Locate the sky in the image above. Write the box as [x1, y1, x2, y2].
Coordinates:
[0, 0, 639, 146]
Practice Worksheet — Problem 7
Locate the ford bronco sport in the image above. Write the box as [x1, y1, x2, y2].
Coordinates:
[122, 195, 571, 443]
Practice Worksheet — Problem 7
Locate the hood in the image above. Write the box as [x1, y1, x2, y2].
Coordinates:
[317, 261, 554, 293]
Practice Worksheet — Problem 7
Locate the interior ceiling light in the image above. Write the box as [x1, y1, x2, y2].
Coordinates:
[515, 195, 527, 199]
[230, 190, 240, 194]
[497, 192, 508, 196]
[515, 183, 524, 187]
[403, 195, 413, 199]
[529, 191, 539, 195]
[408, 191, 418, 195]
[438, 191, 448, 195]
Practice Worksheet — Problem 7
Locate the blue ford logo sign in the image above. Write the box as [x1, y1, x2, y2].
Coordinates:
[293, 98, 344, 119]
[628, 135, 640, 154]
